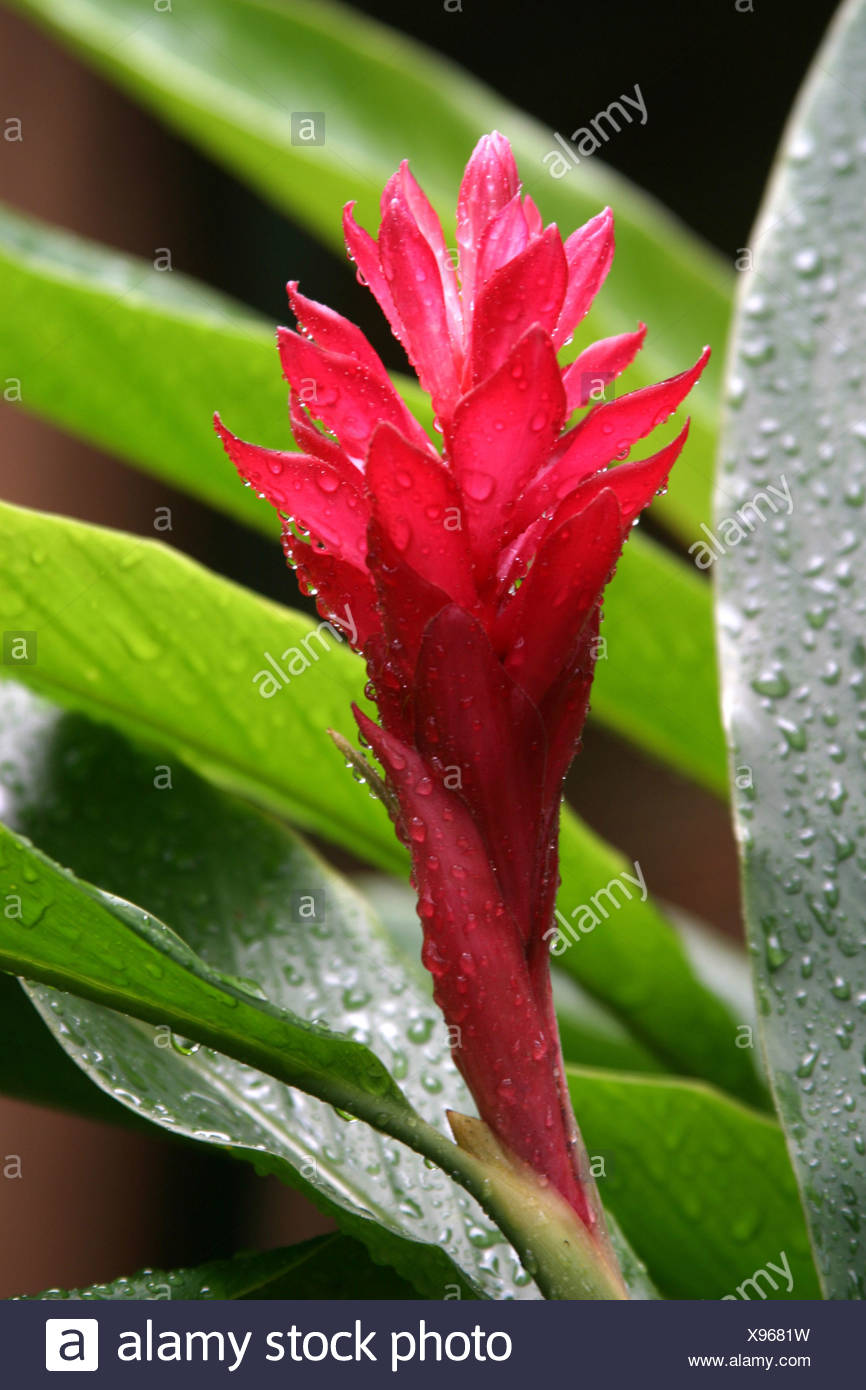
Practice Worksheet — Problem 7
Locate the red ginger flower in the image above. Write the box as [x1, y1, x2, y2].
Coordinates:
[216, 133, 708, 1258]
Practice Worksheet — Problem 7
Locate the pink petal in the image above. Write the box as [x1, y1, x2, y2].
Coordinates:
[456, 132, 520, 318]
[553, 207, 615, 350]
[551, 421, 690, 531]
[343, 201, 406, 347]
[393, 162, 463, 347]
[287, 281, 391, 382]
[414, 604, 547, 937]
[496, 489, 626, 703]
[379, 185, 461, 416]
[517, 346, 711, 525]
[277, 328, 431, 462]
[562, 323, 647, 413]
[468, 226, 568, 386]
[449, 326, 566, 575]
[475, 194, 530, 287]
[523, 194, 543, 236]
[366, 424, 477, 608]
[215, 416, 369, 565]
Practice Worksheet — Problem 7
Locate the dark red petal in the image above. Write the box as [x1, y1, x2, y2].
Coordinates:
[288, 395, 354, 473]
[531, 611, 600, 941]
[562, 323, 647, 413]
[366, 424, 476, 608]
[215, 416, 369, 566]
[496, 489, 626, 703]
[277, 328, 430, 461]
[456, 132, 520, 317]
[475, 193, 530, 287]
[414, 604, 547, 939]
[551, 420, 690, 532]
[281, 530, 380, 651]
[363, 633, 413, 744]
[342, 201, 406, 346]
[539, 609, 600, 807]
[353, 706, 591, 1225]
[468, 226, 568, 386]
[449, 326, 567, 574]
[287, 281, 391, 382]
[365, 517, 451, 680]
[379, 186, 461, 415]
[517, 346, 710, 526]
[553, 208, 615, 350]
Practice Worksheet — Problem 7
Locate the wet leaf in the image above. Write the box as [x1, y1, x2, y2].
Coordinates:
[0, 502, 758, 1101]
[716, 0, 866, 1298]
[17, 1234, 420, 1301]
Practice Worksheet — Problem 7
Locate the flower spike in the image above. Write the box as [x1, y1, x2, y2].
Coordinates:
[217, 130, 709, 1294]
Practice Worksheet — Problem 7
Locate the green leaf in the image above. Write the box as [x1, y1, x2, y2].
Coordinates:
[0, 204, 726, 794]
[17, 1234, 421, 1301]
[9, 0, 729, 541]
[0, 500, 759, 1100]
[716, 0, 866, 1301]
[567, 1068, 820, 1301]
[555, 815, 767, 1107]
[0, 201, 432, 527]
[0, 685, 526, 1299]
[0, 684, 661, 1300]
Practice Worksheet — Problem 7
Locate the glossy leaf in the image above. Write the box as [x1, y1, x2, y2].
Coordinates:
[9, 0, 729, 540]
[18, 1234, 420, 1301]
[0, 205, 725, 794]
[0, 685, 524, 1299]
[0, 501, 760, 1101]
[716, 0, 866, 1300]
[0, 201, 431, 526]
[567, 1068, 820, 1301]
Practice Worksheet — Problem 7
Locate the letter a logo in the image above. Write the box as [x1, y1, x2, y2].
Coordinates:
[45, 1319, 99, 1371]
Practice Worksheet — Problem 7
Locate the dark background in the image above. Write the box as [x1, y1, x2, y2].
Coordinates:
[0, 0, 840, 1297]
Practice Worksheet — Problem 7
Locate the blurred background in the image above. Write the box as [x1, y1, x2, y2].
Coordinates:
[0, 0, 839, 1297]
